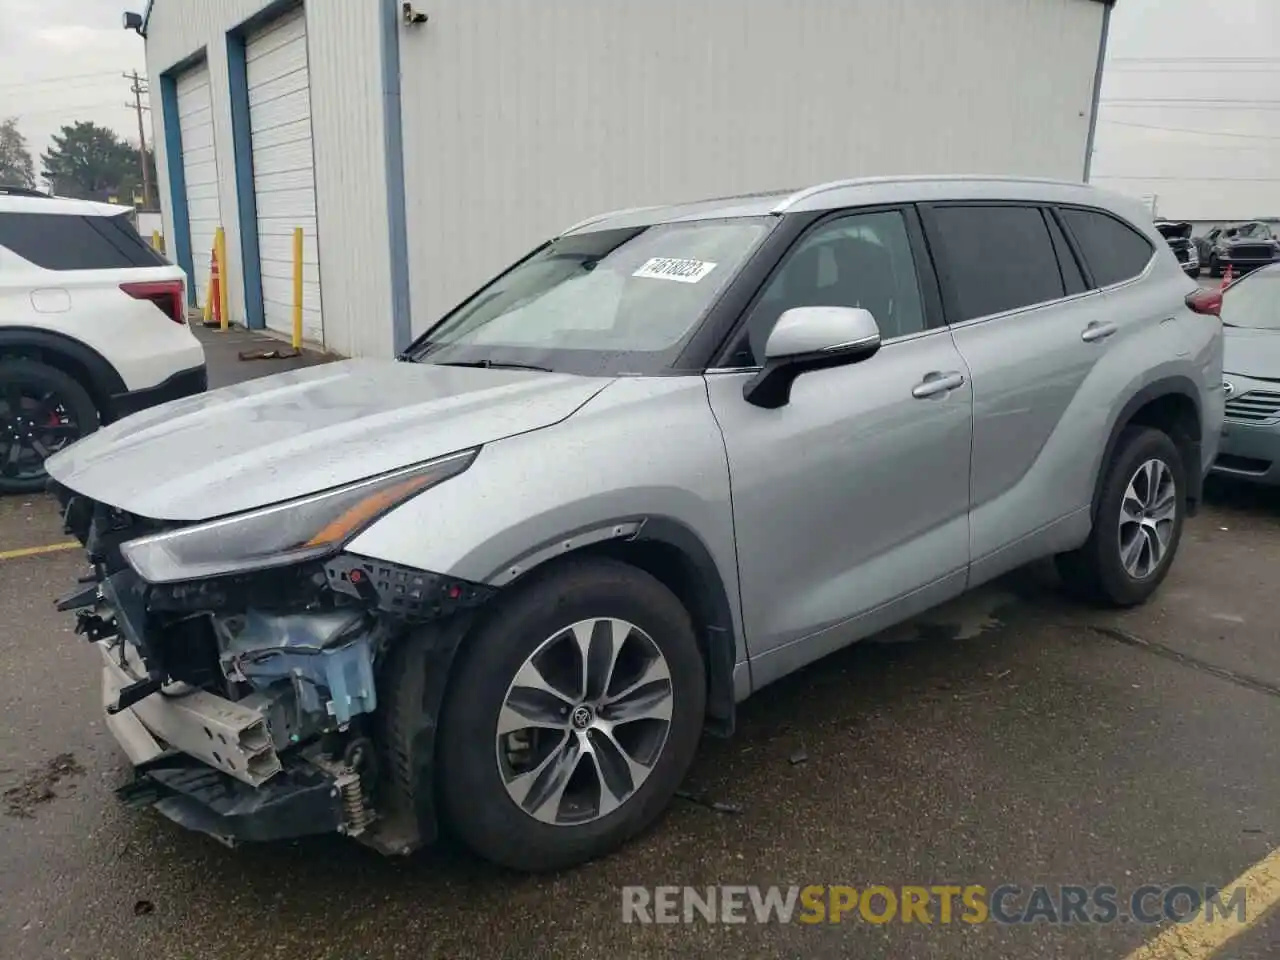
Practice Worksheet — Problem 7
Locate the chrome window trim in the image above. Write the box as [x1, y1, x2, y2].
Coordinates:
[703, 325, 950, 374]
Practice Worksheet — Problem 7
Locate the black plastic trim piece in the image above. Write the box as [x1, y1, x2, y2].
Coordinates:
[125, 756, 345, 844]
[109, 364, 208, 419]
[325, 553, 497, 623]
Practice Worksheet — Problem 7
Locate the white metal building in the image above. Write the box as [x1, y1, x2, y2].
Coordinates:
[139, 0, 1115, 359]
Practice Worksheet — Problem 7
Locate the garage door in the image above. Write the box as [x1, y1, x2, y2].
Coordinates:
[247, 8, 322, 343]
[175, 64, 220, 308]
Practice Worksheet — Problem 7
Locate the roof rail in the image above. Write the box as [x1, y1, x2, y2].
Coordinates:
[558, 204, 668, 236]
[0, 185, 52, 198]
[772, 174, 1089, 213]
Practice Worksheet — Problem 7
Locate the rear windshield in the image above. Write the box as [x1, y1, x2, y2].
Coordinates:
[0, 211, 167, 270]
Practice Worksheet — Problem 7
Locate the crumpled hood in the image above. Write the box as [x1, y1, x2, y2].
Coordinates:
[46, 359, 611, 521]
[1224, 328, 1280, 381]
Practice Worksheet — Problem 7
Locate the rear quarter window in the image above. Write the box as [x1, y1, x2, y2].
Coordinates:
[0, 211, 167, 270]
[1058, 208, 1154, 288]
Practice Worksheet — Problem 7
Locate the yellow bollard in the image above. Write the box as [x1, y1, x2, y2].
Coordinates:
[292, 226, 303, 350]
[151, 230, 161, 252]
[214, 226, 229, 332]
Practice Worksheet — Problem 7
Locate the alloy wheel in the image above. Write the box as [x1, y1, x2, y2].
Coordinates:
[1117, 458, 1177, 580]
[0, 383, 82, 482]
[496, 617, 674, 826]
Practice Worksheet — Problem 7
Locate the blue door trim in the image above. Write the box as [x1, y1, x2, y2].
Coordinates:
[225, 31, 265, 329]
[158, 71, 196, 305]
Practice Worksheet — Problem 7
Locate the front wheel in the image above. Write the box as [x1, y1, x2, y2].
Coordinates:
[1056, 426, 1186, 607]
[436, 557, 706, 872]
[1208, 255, 1223, 278]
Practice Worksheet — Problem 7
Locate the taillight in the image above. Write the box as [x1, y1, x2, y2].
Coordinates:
[1185, 288, 1222, 317]
[120, 280, 186, 324]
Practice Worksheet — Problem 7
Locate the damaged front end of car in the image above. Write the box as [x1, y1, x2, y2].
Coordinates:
[49, 450, 495, 853]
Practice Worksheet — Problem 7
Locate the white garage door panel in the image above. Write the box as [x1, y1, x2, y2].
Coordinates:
[247, 7, 322, 343]
[246, 10, 306, 61]
[250, 90, 312, 136]
[175, 63, 220, 308]
[247, 66, 309, 107]
[251, 117, 311, 151]
[251, 139, 313, 177]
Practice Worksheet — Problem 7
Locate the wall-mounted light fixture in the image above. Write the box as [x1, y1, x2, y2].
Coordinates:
[402, 3, 428, 26]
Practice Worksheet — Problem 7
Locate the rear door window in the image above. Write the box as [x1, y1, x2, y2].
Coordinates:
[1058, 208, 1154, 288]
[926, 205, 1066, 322]
[0, 212, 166, 270]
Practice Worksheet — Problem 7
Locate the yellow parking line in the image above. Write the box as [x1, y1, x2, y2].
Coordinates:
[1124, 846, 1280, 959]
[0, 541, 80, 561]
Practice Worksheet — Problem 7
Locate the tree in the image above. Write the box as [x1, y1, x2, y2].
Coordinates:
[0, 117, 35, 188]
[40, 121, 138, 200]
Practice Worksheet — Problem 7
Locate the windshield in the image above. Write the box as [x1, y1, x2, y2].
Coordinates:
[1221, 264, 1280, 330]
[408, 217, 774, 375]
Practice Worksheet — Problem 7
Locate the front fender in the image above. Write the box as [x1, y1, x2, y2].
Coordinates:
[347, 376, 744, 655]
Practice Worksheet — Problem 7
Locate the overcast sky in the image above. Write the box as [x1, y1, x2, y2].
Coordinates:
[0, 0, 1275, 219]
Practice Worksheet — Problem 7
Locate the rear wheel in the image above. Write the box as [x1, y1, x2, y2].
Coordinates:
[0, 359, 98, 494]
[436, 557, 706, 872]
[1208, 255, 1222, 278]
[1056, 426, 1185, 607]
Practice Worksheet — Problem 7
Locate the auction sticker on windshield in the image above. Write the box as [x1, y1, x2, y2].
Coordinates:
[633, 257, 717, 283]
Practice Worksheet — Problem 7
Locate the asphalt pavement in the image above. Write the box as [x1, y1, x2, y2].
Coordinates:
[2, 300, 1278, 959]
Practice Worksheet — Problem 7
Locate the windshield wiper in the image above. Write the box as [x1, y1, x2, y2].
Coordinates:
[434, 359, 553, 373]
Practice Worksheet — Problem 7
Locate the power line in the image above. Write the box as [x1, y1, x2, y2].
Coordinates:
[10, 101, 132, 120]
[1094, 176, 1280, 183]
[0, 70, 124, 91]
[1101, 119, 1280, 141]
[1101, 97, 1280, 105]
[1109, 56, 1280, 64]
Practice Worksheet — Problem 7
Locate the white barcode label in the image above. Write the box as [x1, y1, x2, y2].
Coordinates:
[632, 257, 718, 283]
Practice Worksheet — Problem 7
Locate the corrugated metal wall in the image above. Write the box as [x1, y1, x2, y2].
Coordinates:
[146, 0, 1106, 356]
[397, 0, 1105, 334]
[145, 0, 394, 359]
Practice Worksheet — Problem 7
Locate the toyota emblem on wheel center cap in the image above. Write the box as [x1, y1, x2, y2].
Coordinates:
[570, 705, 594, 730]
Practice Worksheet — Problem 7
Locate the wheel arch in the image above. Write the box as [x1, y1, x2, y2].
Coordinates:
[0, 327, 126, 420]
[1094, 376, 1204, 518]
[486, 516, 741, 738]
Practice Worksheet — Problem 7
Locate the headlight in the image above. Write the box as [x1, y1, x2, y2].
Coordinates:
[120, 449, 477, 583]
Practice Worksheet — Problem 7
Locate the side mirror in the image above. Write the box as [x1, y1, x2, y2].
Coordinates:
[743, 306, 882, 408]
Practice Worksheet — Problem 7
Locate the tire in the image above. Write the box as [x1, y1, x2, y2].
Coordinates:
[0, 359, 98, 495]
[1056, 426, 1186, 607]
[1208, 256, 1222, 279]
[436, 557, 706, 872]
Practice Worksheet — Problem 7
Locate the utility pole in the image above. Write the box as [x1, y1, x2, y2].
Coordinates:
[124, 69, 151, 209]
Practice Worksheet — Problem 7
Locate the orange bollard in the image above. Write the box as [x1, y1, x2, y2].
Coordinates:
[1221, 264, 1233, 289]
[207, 246, 222, 328]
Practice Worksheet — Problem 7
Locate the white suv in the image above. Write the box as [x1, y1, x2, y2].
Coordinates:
[0, 188, 206, 493]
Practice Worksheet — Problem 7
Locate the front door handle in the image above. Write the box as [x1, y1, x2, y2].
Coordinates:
[1081, 321, 1118, 343]
[912, 370, 966, 399]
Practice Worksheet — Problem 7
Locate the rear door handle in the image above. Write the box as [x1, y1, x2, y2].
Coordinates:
[1081, 321, 1118, 343]
[912, 370, 966, 399]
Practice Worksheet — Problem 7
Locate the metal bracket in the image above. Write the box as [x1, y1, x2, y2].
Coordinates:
[402, 2, 428, 25]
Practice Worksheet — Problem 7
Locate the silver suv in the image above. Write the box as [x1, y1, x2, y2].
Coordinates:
[46, 176, 1223, 872]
